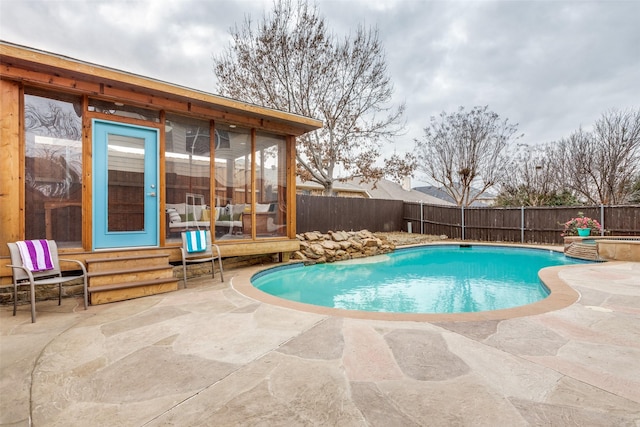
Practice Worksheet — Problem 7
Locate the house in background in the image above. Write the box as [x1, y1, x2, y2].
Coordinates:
[413, 185, 496, 206]
[0, 41, 321, 303]
[296, 177, 454, 205]
[296, 178, 370, 198]
[347, 178, 454, 205]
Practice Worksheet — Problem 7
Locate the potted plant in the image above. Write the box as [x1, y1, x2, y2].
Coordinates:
[562, 212, 602, 237]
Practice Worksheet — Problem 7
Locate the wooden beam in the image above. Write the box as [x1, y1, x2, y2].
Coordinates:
[2, 62, 314, 137]
[0, 80, 22, 256]
[287, 135, 297, 239]
[1, 42, 322, 133]
[250, 128, 257, 239]
[159, 110, 167, 246]
[81, 95, 92, 251]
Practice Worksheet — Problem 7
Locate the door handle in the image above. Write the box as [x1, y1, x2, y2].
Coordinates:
[147, 192, 156, 197]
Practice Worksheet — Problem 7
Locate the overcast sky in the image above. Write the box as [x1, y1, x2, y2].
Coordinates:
[1, 0, 638, 185]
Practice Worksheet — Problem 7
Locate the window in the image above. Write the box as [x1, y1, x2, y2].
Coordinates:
[88, 99, 160, 122]
[165, 114, 211, 243]
[213, 126, 252, 240]
[255, 132, 287, 237]
[24, 90, 83, 247]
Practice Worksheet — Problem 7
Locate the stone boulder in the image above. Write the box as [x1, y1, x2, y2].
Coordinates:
[292, 230, 396, 264]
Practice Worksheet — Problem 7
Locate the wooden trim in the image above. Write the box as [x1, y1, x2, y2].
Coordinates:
[159, 110, 167, 246]
[2, 63, 313, 136]
[85, 110, 162, 129]
[287, 135, 297, 238]
[0, 80, 22, 255]
[82, 95, 91, 250]
[18, 84, 24, 241]
[250, 128, 257, 240]
[1, 42, 322, 133]
[209, 119, 216, 209]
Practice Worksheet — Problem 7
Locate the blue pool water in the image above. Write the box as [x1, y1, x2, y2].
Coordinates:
[252, 245, 590, 314]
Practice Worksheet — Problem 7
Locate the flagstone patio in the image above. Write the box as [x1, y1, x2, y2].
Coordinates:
[1, 260, 639, 426]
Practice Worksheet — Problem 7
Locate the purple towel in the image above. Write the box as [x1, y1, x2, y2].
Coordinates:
[16, 240, 54, 272]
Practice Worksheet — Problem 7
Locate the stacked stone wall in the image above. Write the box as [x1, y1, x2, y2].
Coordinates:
[292, 230, 395, 264]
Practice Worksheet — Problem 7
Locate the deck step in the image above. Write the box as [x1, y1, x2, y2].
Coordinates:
[89, 278, 179, 305]
[87, 254, 178, 305]
[86, 254, 170, 273]
[87, 265, 173, 285]
[88, 278, 178, 293]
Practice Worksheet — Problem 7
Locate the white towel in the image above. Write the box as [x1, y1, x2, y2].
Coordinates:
[16, 240, 54, 272]
[186, 230, 207, 253]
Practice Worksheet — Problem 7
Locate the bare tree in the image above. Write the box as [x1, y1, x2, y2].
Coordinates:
[590, 108, 640, 204]
[631, 175, 640, 203]
[495, 144, 579, 206]
[547, 109, 640, 204]
[415, 106, 521, 206]
[214, 0, 410, 195]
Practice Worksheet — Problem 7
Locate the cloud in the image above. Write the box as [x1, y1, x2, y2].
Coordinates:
[1, 0, 639, 184]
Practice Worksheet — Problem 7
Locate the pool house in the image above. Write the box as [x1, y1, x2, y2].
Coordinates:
[0, 41, 322, 304]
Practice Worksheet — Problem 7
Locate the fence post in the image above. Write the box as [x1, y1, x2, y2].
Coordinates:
[521, 206, 525, 243]
[461, 205, 465, 240]
[420, 202, 424, 235]
[600, 204, 605, 236]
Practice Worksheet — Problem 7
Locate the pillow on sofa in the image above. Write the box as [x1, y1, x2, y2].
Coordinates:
[167, 208, 181, 224]
[218, 212, 242, 222]
[166, 203, 186, 215]
[256, 203, 270, 213]
[180, 213, 196, 222]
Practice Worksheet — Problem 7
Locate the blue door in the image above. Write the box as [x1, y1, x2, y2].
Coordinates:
[93, 120, 159, 249]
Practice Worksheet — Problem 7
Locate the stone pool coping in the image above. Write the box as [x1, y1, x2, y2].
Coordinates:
[232, 242, 585, 322]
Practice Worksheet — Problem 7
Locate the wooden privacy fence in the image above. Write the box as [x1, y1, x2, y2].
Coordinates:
[296, 195, 403, 234]
[403, 203, 639, 245]
[296, 195, 639, 245]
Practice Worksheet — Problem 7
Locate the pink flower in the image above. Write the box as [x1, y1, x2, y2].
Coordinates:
[560, 212, 602, 236]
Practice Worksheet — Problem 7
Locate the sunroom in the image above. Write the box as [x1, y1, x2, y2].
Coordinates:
[0, 41, 322, 303]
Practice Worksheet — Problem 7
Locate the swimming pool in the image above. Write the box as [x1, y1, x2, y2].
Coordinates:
[251, 245, 590, 314]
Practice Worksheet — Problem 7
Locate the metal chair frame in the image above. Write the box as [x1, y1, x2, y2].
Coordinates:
[7, 240, 88, 323]
[180, 230, 224, 287]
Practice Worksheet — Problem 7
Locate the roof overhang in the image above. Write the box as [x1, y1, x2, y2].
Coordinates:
[0, 41, 323, 136]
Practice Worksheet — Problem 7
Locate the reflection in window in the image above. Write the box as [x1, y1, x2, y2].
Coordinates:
[24, 90, 83, 247]
[213, 126, 252, 240]
[164, 114, 211, 243]
[88, 99, 160, 122]
[255, 132, 287, 237]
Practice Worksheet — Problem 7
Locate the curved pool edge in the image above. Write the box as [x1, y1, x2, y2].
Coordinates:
[231, 260, 583, 323]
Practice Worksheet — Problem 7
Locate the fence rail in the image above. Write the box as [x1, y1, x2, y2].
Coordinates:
[296, 195, 639, 245]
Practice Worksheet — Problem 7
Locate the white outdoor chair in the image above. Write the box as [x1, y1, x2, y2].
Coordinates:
[7, 240, 88, 323]
[180, 230, 224, 287]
